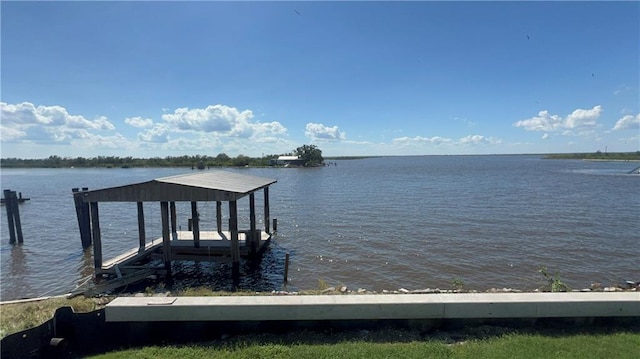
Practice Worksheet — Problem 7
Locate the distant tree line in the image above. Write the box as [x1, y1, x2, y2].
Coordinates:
[0, 154, 280, 169]
[544, 151, 640, 161]
[0, 144, 327, 168]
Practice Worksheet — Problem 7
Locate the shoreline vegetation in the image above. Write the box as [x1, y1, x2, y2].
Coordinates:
[1, 152, 638, 169]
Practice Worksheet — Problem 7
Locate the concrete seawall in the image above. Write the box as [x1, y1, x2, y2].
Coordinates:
[106, 292, 640, 322]
[2, 292, 639, 358]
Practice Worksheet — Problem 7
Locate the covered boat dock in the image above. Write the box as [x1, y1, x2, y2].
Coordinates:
[72, 171, 277, 282]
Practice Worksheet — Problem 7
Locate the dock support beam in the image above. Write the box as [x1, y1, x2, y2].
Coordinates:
[170, 202, 177, 240]
[90, 202, 102, 274]
[249, 193, 257, 256]
[229, 200, 240, 281]
[216, 201, 222, 234]
[137, 202, 145, 253]
[264, 187, 270, 234]
[191, 201, 200, 248]
[160, 202, 172, 275]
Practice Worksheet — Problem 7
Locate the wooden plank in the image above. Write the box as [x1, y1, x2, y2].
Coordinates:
[102, 241, 162, 270]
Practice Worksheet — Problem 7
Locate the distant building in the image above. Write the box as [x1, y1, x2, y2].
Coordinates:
[270, 155, 305, 167]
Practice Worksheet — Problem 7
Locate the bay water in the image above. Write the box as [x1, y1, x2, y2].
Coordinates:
[1, 155, 638, 300]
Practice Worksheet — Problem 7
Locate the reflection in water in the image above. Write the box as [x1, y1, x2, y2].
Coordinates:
[6, 244, 34, 299]
[10, 244, 26, 276]
[76, 249, 95, 286]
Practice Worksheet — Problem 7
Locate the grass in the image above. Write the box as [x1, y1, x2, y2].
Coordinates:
[0, 295, 111, 338]
[86, 332, 640, 359]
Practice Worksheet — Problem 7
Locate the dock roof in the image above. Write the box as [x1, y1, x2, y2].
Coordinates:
[79, 171, 276, 202]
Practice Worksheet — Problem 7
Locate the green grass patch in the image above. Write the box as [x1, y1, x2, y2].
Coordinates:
[87, 332, 640, 359]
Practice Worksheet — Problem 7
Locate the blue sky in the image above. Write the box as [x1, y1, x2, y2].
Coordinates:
[1, 1, 638, 158]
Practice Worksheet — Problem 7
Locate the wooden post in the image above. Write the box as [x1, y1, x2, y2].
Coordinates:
[90, 202, 102, 273]
[161, 201, 172, 274]
[249, 193, 257, 256]
[73, 188, 92, 248]
[191, 201, 200, 248]
[80, 187, 91, 246]
[284, 252, 290, 282]
[216, 201, 222, 234]
[11, 191, 24, 244]
[229, 200, 240, 279]
[273, 218, 278, 232]
[4, 190, 17, 244]
[264, 187, 270, 234]
[170, 201, 177, 240]
[137, 202, 145, 253]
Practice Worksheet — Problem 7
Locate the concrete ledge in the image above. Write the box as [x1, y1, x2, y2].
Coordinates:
[105, 292, 640, 322]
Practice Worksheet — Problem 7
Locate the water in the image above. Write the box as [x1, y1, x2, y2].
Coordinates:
[1, 156, 638, 300]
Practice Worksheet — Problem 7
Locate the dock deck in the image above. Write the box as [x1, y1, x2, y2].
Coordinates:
[101, 230, 272, 274]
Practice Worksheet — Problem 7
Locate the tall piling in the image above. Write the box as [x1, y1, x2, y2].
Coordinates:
[3, 190, 23, 244]
[73, 188, 92, 248]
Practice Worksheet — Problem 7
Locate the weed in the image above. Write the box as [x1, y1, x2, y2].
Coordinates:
[538, 267, 571, 292]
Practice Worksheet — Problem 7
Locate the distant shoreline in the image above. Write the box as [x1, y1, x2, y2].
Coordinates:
[1, 152, 639, 168]
[543, 152, 640, 161]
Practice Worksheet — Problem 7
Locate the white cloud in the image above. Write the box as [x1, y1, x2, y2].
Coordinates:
[392, 135, 499, 146]
[125, 116, 154, 128]
[565, 106, 602, 128]
[613, 85, 631, 96]
[458, 135, 502, 145]
[542, 133, 550, 140]
[160, 104, 287, 139]
[138, 124, 170, 143]
[513, 105, 602, 133]
[611, 114, 640, 131]
[0, 102, 116, 143]
[392, 136, 453, 145]
[305, 122, 346, 141]
[0, 125, 26, 141]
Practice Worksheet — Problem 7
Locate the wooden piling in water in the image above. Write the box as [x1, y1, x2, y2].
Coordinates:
[137, 202, 145, 253]
[249, 193, 257, 256]
[73, 188, 92, 248]
[264, 187, 270, 234]
[284, 252, 290, 282]
[170, 202, 177, 240]
[160, 201, 172, 275]
[216, 201, 222, 234]
[229, 200, 240, 280]
[90, 202, 102, 273]
[191, 201, 200, 249]
[4, 190, 23, 244]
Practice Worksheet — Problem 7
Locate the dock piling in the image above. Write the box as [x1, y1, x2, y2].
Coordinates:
[3, 190, 23, 244]
[284, 252, 290, 282]
[73, 188, 92, 248]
